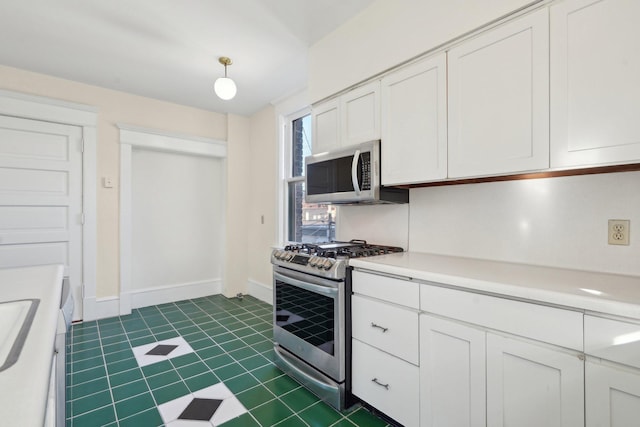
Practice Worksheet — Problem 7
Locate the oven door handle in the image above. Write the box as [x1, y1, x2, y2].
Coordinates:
[274, 272, 338, 298]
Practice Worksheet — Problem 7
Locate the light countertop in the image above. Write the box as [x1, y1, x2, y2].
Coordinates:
[349, 252, 640, 320]
[0, 264, 64, 426]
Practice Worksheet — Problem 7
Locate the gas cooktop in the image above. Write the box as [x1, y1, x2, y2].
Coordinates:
[271, 240, 403, 280]
[284, 240, 404, 259]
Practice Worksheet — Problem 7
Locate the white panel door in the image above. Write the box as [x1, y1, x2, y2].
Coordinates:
[586, 359, 640, 427]
[381, 53, 447, 185]
[420, 315, 486, 427]
[448, 8, 549, 178]
[550, 0, 640, 168]
[486, 333, 584, 427]
[0, 115, 83, 319]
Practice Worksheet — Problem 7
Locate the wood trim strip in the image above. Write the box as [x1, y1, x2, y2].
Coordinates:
[391, 164, 640, 189]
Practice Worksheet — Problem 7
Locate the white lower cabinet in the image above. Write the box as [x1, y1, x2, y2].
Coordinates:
[420, 315, 486, 427]
[486, 333, 584, 427]
[352, 270, 640, 427]
[585, 359, 640, 426]
[419, 315, 584, 427]
[351, 294, 419, 364]
[352, 338, 419, 427]
[351, 270, 420, 425]
[584, 314, 640, 426]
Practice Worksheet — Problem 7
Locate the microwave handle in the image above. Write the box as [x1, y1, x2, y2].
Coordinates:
[351, 149, 361, 195]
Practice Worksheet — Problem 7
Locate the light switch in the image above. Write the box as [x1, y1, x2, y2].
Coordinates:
[103, 177, 114, 188]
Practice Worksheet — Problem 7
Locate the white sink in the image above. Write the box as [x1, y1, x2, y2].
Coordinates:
[0, 299, 39, 372]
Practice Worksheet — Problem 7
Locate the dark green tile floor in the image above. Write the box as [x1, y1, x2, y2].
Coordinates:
[66, 294, 390, 427]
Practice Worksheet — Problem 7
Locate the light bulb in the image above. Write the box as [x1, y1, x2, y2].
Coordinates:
[214, 77, 237, 100]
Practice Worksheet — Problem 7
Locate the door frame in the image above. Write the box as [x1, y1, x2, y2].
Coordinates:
[0, 89, 98, 320]
[117, 123, 227, 315]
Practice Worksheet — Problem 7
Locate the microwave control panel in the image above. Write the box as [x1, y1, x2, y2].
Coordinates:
[361, 152, 371, 190]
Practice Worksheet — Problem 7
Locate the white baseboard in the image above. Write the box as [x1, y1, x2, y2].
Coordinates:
[129, 279, 222, 310]
[247, 279, 272, 305]
[82, 296, 120, 321]
[83, 278, 262, 322]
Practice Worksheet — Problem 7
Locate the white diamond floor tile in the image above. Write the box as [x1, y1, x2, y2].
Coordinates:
[158, 383, 248, 426]
[132, 336, 195, 367]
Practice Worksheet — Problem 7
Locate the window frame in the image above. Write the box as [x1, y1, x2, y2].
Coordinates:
[281, 107, 311, 245]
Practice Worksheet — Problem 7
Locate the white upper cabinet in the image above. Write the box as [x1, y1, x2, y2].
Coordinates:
[550, 0, 640, 168]
[312, 98, 340, 154]
[381, 53, 448, 185]
[312, 81, 380, 154]
[341, 81, 380, 146]
[448, 8, 550, 178]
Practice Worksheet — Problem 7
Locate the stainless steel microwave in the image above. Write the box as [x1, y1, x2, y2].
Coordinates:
[305, 140, 408, 204]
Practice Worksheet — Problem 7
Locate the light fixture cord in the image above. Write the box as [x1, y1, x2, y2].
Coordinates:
[224, 64, 228, 78]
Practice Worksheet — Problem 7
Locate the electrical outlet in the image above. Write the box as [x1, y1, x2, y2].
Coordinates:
[608, 219, 630, 245]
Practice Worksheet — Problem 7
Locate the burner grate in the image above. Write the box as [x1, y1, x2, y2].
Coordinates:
[284, 240, 403, 259]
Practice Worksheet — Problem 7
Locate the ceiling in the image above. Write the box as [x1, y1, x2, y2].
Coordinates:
[0, 0, 376, 116]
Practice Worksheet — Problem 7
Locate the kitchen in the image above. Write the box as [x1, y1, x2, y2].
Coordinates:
[1, 0, 640, 426]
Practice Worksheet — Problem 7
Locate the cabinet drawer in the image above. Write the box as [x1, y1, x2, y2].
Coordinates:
[352, 294, 419, 364]
[352, 339, 419, 427]
[421, 284, 583, 350]
[352, 270, 419, 308]
[585, 315, 640, 369]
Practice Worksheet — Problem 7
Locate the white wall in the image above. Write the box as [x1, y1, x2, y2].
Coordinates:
[309, 0, 534, 102]
[336, 204, 409, 249]
[131, 149, 224, 291]
[0, 64, 228, 302]
[247, 105, 279, 302]
[224, 115, 251, 298]
[409, 172, 640, 276]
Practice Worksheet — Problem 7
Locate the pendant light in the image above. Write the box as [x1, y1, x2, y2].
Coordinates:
[214, 57, 237, 100]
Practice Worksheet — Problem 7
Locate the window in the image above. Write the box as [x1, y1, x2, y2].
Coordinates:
[284, 113, 336, 243]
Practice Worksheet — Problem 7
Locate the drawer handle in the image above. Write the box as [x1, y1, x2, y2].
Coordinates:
[371, 378, 389, 390]
[371, 323, 388, 333]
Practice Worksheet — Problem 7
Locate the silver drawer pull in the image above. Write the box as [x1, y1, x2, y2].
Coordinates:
[372, 378, 389, 390]
[371, 322, 388, 332]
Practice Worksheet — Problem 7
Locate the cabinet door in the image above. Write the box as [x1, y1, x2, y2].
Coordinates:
[420, 315, 486, 427]
[486, 334, 584, 427]
[352, 338, 419, 427]
[585, 359, 640, 427]
[550, 0, 640, 168]
[312, 98, 340, 153]
[448, 8, 549, 178]
[341, 81, 380, 147]
[381, 54, 447, 185]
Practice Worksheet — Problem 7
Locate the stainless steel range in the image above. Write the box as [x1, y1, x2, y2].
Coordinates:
[272, 240, 403, 410]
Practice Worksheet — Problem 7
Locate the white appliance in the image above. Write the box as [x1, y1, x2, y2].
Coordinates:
[46, 278, 73, 427]
[305, 140, 408, 205]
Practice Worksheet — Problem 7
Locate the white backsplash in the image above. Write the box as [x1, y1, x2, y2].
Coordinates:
[409, 171, 640, 276]
[335, 204, 409, 249]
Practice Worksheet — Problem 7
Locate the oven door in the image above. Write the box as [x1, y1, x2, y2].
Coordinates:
[273, 266, 344, 382]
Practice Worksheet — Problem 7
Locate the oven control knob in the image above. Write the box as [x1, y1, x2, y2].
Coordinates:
[322, 259, 334, 270]
[274, 250, 282, 259]
[309, 256, 318, 267]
